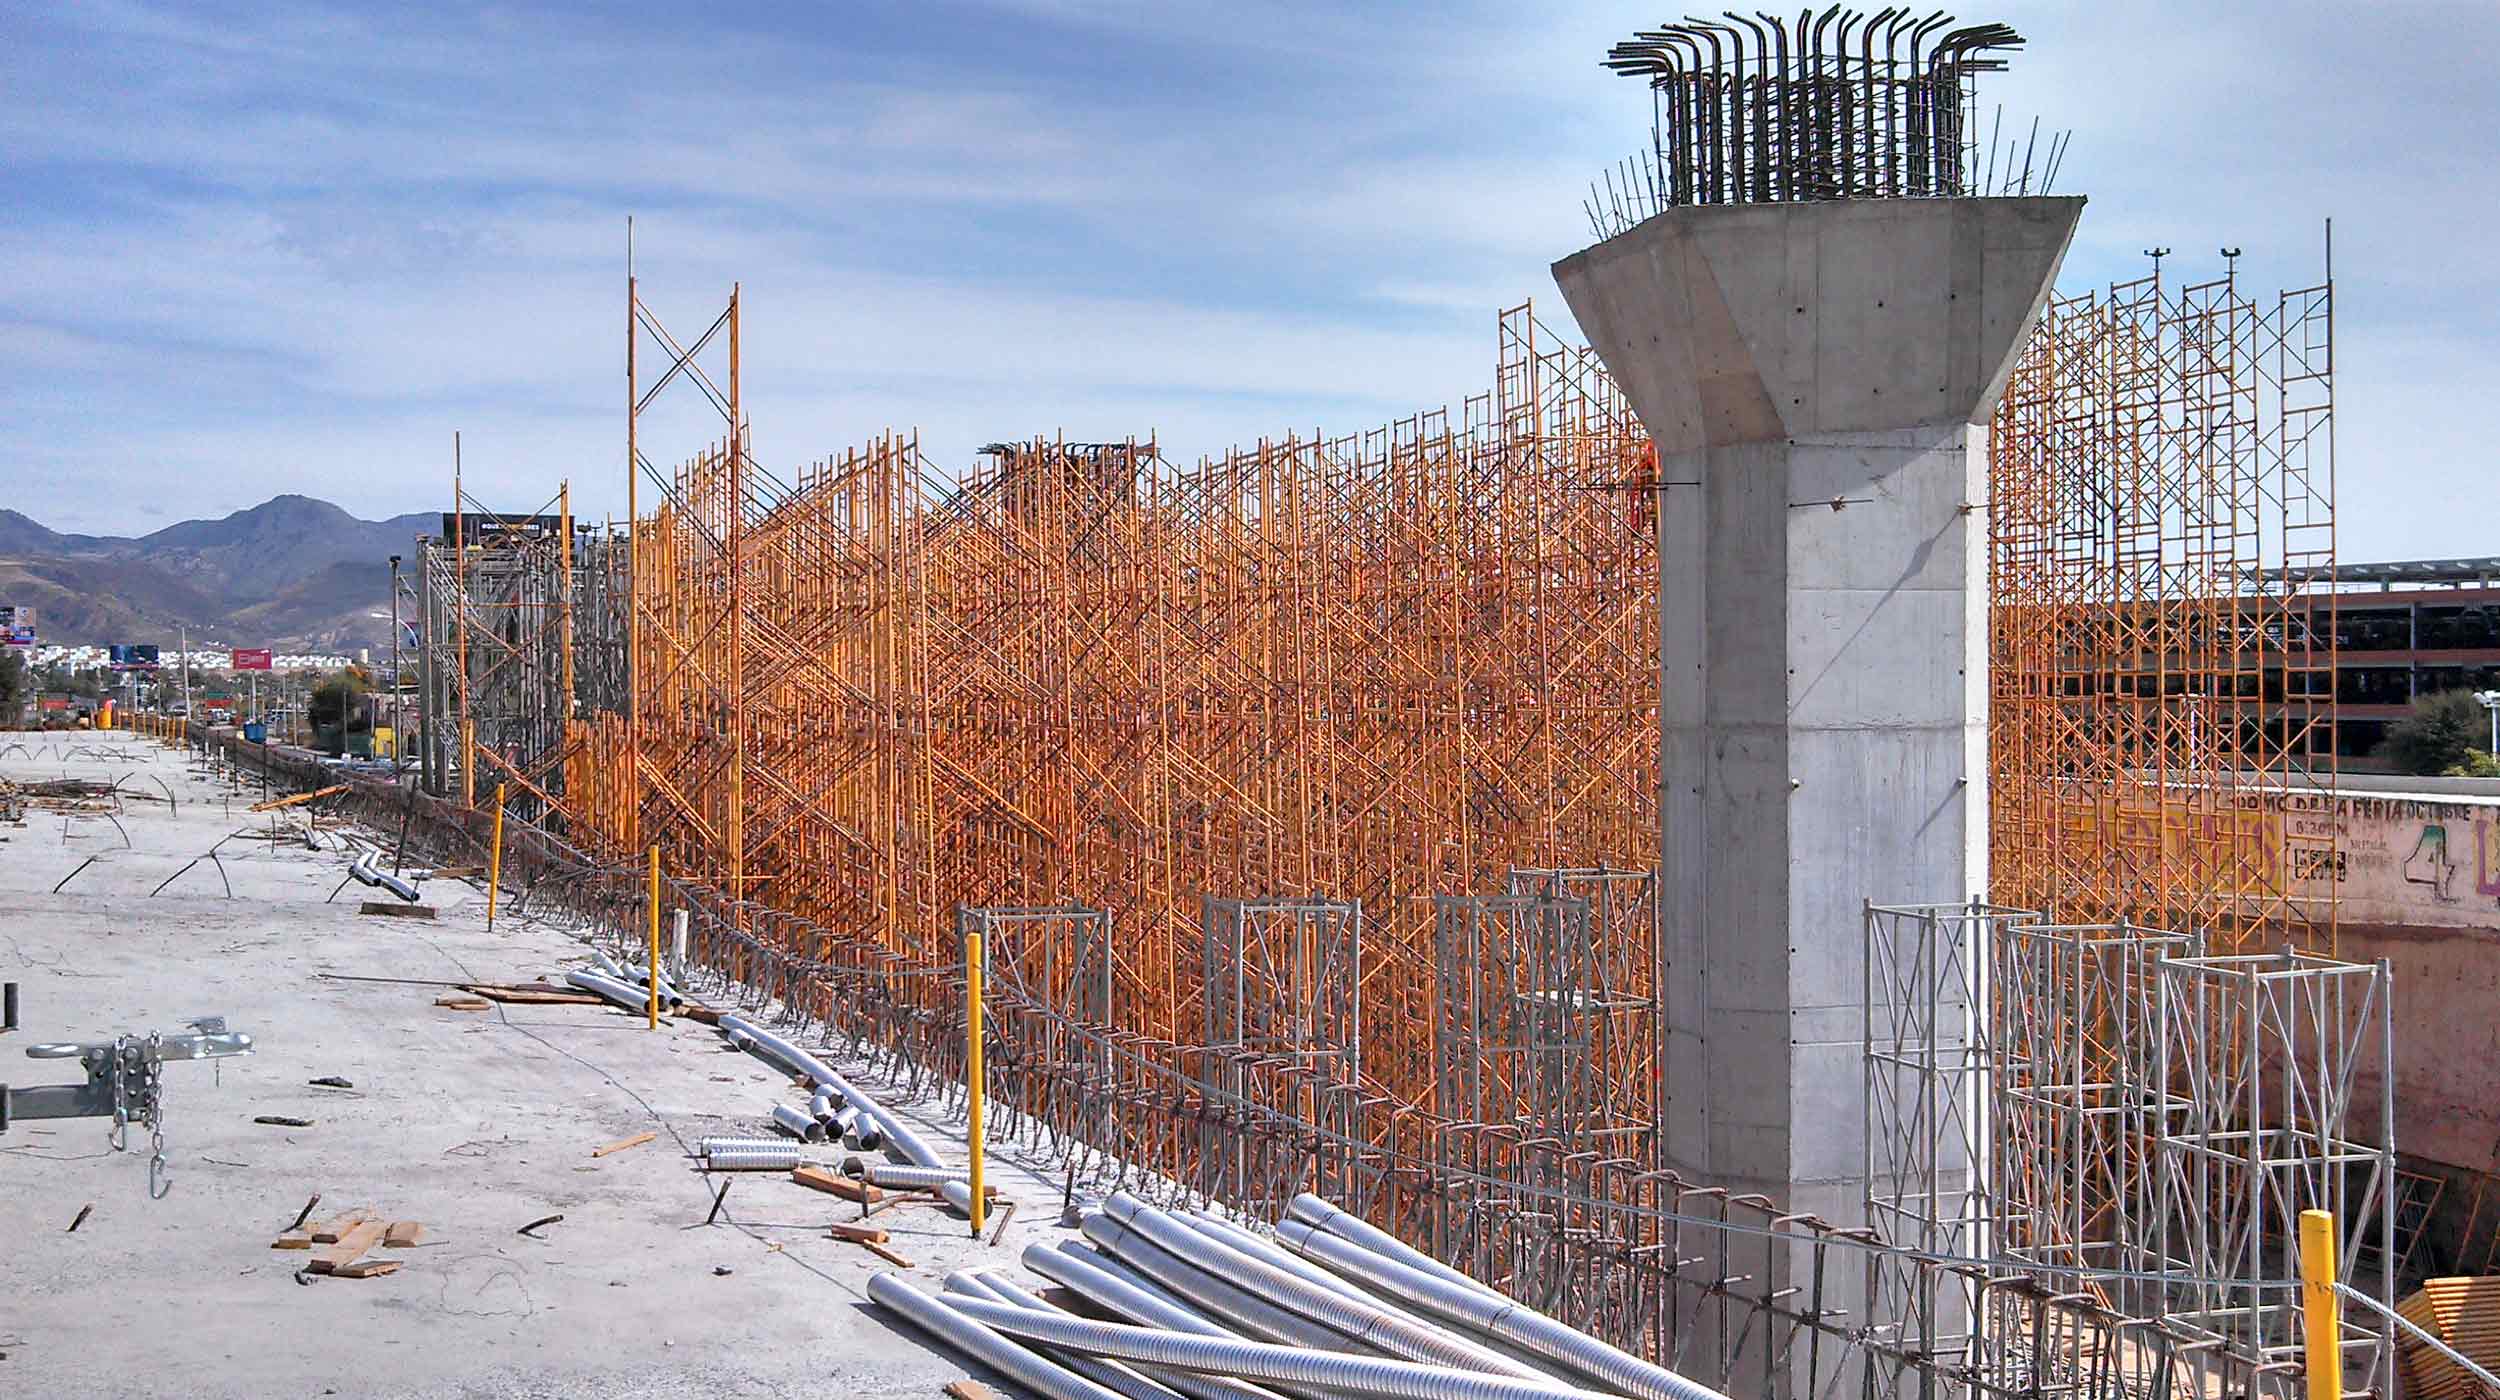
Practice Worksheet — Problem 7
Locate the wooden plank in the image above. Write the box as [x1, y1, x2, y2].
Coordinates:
[947, 1382, 1002, 1400]
[359, 902, 437, 920]
[827, 1221, 890, 1245]
[333, 1257, 401, 1279]
[270, 1232, 315, 1250]
[434, 996, 492, 1011]
[462, 984, 604, 1005]
[791, 1165, 882, 1203]
[382, 1221, 425, 1247]
[249, 783, 349, 813]
[675, 1005, 724, 1025]
[590, 1132, 658, 1159]
[309, 1212, 372, 1244]
[862, 1240, 915, 1269]
[307, 1219, 386, 1274]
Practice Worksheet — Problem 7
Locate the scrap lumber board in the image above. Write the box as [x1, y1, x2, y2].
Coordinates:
[947, 1383, 1002, 1400]
[382, 1221, 425, 1247]
[333, 1257, 401, 1278]
[463, 983, 604, 1005]
[790, 1165, 883, 1203]
[434, 996, 492, 1011]
[307, 1220, 386, 1274]
[359, 902, 437, 919]
[590, 1132, 657, 1158]
[827, 1221, 890, 1245]
[270, 1232, 314, 1250]
[862, 1240, 915, 1269]
[249, 783, 349, 813]
[309, 1212, 373, 1244]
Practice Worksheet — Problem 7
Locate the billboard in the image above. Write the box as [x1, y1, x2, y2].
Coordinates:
[0, 604, 32, 646]
[109, 644, 162, 671]
[231, 648, 273, 671]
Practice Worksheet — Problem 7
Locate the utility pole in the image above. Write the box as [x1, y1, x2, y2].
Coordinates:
[389, 554, 404, 777]
[177, 626, 191, 719]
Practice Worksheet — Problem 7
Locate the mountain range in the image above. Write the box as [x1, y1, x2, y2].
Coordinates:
[0, 496, 436, 654]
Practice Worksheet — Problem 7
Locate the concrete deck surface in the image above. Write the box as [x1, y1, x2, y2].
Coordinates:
[0, 731, 1060, 1399]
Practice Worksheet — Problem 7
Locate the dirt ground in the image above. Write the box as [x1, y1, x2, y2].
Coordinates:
[0, 730, 1065, 1399]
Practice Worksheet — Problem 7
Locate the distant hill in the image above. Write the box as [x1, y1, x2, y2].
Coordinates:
[0, 496, 435, 654]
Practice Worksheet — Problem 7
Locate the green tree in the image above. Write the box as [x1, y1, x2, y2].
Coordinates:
[2378, 689, 2491, 776]
[0, 650, 27, 723]
[308, 668, 372, 732]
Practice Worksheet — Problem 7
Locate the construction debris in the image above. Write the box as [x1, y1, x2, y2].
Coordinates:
[591, 1132, 658, 1158]
[358, 901, 436, 919]
[249, 783, 348, 813]
[253, 1115, 315, 1128]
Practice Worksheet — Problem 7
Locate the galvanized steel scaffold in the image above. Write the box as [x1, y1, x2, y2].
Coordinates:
[1863, 903, 2393, 1400]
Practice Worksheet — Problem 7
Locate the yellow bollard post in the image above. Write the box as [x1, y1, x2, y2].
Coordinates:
[486, 783, 506, 932]
[966, 921, 986, 1238]
[2301, 1208, 2341, 1400]
[646, 845, 661, 1030]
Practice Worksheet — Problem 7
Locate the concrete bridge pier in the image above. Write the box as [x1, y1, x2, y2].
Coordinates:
[1553, 194, 2082, 1390]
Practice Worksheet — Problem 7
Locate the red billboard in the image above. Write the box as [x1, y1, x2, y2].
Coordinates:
[231, 648, 274, 671]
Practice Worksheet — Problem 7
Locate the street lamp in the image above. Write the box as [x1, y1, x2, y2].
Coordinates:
[2475, 689, 2500, 760]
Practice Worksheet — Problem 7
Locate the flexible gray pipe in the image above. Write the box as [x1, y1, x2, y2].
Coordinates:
[946, 1272, 1201, 1400]
[701, 1143, 806, 1171]
[696, 1136, 796, 1155]
[565, 969, 671, 1015]
[1179, 1213, 1568, 1386]
[862, 1161, 973, 1192]
[1032, 1242, 1237, 1336]
[717, 1014, 972, 1213]
[609, 955, 688, 1007]
[869, 1272, 1132, 1400]
[1081, 1210, 1353, 1351]
[1287, 1195, 1502, 1304]
[937, 1296, 1633, 1400]
[1106, 1194, 1546, 1380]
[1019, 1253, 1319, 1400]
[771, 1103, 822, 1141]
[1276, 1222, 1728, 1400]
[970, 1270, 1302, 1400]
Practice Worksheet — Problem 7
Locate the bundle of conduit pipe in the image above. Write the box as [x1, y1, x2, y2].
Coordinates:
[562, 949, 688, 1018]
[345, 849, 421, 903]
[869, 1191, 1735, 1400]
[712, 1014, 965, 1210]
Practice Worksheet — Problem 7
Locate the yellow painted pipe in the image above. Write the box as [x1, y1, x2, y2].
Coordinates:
[486, 783, 506, 932]
[2300, 1208, 2340, 1400]
[966, 922, 986, 1237]
[646, 845, 661, 1030]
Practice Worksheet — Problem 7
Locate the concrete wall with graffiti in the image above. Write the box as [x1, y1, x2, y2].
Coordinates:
[2293, 787, 2500, 1194]
[2296, 789, 2500, 930]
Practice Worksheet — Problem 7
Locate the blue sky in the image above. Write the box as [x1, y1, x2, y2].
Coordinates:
[2, 1, 2492, 561]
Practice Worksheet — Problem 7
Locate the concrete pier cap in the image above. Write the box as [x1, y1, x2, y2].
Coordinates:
[1549, 195, 2082, 1220]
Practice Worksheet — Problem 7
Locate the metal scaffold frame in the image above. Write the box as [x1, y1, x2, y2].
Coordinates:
[413, 467, 626, 823]
[1989, 245, 2339, 953]
[2152, 950, 2394, 1393]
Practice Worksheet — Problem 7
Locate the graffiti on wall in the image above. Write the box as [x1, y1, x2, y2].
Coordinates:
[2312, 795, 2500, 929]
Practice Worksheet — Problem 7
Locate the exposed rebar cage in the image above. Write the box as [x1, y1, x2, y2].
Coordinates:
[1594, 8, 2031, 232]
[1989, 248, 2339, 952]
